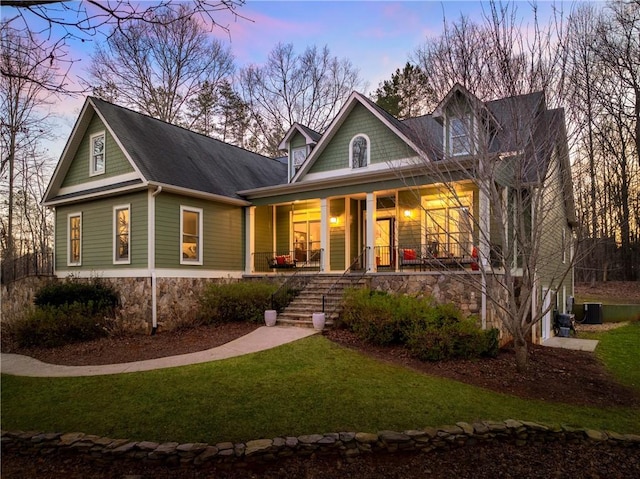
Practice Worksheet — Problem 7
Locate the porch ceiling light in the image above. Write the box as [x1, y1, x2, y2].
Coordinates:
[403, 209, 412, 218]
[330, 216, 338, 224]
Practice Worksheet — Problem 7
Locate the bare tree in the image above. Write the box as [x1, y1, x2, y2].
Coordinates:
[407, 3, 575, 372]
[238, 43, 363, 156]
[1, 0, 246, 94]
[88, 4, 235, 125]
[1, 25, 55, 261]
[564, 1, 639, 282]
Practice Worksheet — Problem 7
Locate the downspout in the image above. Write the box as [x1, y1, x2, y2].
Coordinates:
[150, 186, 162, 335]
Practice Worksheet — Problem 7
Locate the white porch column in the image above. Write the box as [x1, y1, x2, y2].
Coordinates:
[478, 181, 491, 269]
[478, 181, 491, 330]
[245, 206, 255, 274]
[366, 192, 376, 271]
[320, 198, 328, 272]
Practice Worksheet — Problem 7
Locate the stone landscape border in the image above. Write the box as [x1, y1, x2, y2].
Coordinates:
[2, 420, 639, 468]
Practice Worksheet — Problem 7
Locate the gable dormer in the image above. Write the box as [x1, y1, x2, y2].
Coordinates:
[433, 84, 498, 159]
[278, 123, 321, 181]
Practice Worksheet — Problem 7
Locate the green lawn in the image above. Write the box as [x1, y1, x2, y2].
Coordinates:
[2, 330, 639, 444]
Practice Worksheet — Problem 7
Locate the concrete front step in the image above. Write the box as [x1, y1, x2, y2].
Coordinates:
[277, 318, 335, 328]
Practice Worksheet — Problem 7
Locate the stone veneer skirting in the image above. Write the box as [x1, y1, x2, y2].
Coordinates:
[3, 273, 509, 338]
[2, 421, 638, 468]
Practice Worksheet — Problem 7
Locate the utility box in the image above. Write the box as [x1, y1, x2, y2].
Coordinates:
[583, 303, 603, 324]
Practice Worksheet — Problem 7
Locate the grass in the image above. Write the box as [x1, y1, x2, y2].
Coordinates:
[579, 321, 640, 391]
[3, 331, 640, 444]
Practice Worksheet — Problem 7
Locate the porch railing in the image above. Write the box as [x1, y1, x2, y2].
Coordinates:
[253, 249, 322, 273]
[1, 252, 54, 284]
[397, 244, 477, 271]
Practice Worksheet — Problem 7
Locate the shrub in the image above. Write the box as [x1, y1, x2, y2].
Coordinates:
[199, 281, 278, 324]
[407, 320, 500, 361]
[340, 288, 499, 361]
[5, 278, 120, 348]
[34, 277, 118, 315]
[11, 303, 110, 348]
[340, 288, 435, 346]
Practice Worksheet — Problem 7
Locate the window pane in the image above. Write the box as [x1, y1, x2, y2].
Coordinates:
[92, 134, 105, 173]
[449, 117, 470, 155]
[70, 216, 81, 264]
[116, 208, 129, 261]
[292, 147, 307, 170]
[182, 210, 200, 261]
[352, 136, 367, 168]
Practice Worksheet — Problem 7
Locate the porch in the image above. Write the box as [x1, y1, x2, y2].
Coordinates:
[246, 181, 488, 275]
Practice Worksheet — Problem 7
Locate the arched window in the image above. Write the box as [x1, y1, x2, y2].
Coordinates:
[350, 134, 369, 168]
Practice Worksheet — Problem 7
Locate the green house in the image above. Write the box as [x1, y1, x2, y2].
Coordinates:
[44, 85, 576, 342]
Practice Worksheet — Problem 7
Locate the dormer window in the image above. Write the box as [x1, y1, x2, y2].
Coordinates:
[448, 116, 471, 156]
[350, 134, 369, 168]
[90, 131, 106, 176]
[292, 146, 307, 172]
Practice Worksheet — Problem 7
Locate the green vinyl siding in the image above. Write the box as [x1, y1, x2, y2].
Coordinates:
[329, 198, 345, 270]
[255, 205, 274, 254]
[62, 113, 135, 187]
[290, 133, 306, 149]
[275, 205, 291, 254]
[55, 192, 148, 271]
[536, 151, 571, 288]
[309, 103, 416, 174]
[154, 193, 244, 270]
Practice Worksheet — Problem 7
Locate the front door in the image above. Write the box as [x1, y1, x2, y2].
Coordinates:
[375, 218, 394, 267]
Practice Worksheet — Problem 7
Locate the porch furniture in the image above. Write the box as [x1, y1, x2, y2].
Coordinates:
[268, 255, 296, 269]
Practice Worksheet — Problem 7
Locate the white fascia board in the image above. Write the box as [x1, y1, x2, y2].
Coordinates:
[42, 183, 148, 207]
[43, 99, 95, 204]
[149, 182, 251, 206]
[290, 92, 428, 183]
[89, 98, 147, 180]
[56, 173, 142, 197]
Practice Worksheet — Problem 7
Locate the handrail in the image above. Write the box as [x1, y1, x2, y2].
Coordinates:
[270, 249, 324, 312]
[322, 246, 369, 315]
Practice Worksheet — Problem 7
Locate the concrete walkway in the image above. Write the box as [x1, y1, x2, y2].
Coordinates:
[542, 336, 599, 352]
[0, 326, 317, 378]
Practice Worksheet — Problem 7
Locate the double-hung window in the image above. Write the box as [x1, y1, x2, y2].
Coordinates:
[90, 132, 106, 176]
[114, 205, 130, 264]
[292, 147, 307, 172]
[448, 116, 471, 156]
[68, 213, 82, 266]
[181, 206, 203, 264]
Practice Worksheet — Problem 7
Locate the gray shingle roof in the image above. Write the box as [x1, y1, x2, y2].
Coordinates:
[91, 97, 288, 200]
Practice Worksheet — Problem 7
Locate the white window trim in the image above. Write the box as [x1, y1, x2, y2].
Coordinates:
[292, 146, 307, 170]
[448, 115, 472, 157]
[180, 205, 203, 265]
[113, 204, 131, 265]
[67, 212, 82, 266]
[349, 134, 370, 168]
[89, 131, 106, 176]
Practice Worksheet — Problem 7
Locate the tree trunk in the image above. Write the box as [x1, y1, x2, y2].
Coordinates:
[514, 337, 528, 373]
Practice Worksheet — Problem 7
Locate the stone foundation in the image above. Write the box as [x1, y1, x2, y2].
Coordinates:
[1, 276, 55, 323]
[3, 272, 512, 340]
[3, 421, 637, 468]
